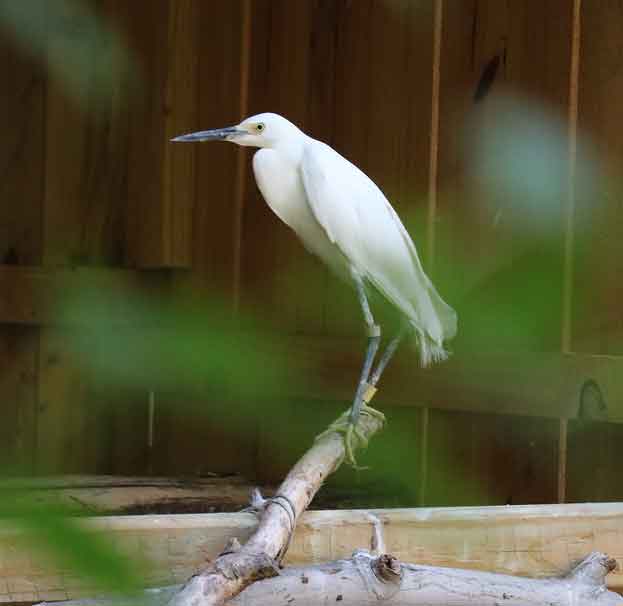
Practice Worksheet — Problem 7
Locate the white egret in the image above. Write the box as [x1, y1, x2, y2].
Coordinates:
[172, 113, 457, 465]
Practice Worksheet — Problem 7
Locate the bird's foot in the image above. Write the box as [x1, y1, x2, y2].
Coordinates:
[315, 403, 386, 469]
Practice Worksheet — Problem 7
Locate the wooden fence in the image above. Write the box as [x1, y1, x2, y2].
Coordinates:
[1, 0, 622, 504]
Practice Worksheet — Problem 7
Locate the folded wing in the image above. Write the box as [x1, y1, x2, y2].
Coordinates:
[300, 140, 456, 363]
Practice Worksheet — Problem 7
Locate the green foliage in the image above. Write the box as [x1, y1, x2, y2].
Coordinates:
[0, 479, 144, 595]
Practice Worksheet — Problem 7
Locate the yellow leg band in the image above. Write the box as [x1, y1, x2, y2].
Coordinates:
[362, 383, 378, 404]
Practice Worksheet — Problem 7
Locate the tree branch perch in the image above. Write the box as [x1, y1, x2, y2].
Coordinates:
[167, 408, 384, 606]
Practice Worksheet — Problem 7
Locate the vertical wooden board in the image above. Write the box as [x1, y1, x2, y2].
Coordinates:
[150, 396, 256, 478]
[105, 389, 149, 476]
[256, 399, 423, 507]
[436, 0, 573, 355]
[572, 2, 623, 355]
[567, 420, 623, 503]
[323, 0, 435, 337]
[0, 1, 45, 473]
[43, 0, 131, 266]
[80, 0, 133, 265]
[0, 327, 38, 473]
[38, 0, 137, 476]
[241, 0, 317, 332]
[190, 1, 245, 298]
[426, 410, 558, 506]
[36, 329, 86, 473]
[43, 0, 92, 266]
[126, 0, 197, 268]
[0, 0, 45, 266]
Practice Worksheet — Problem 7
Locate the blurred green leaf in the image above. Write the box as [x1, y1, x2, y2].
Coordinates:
[0, 482, 144, 594]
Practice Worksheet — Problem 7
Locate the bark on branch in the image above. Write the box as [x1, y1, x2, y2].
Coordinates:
[48, 551, 621, 606]
[36, 408, 622, 606]
[168, 408, 384, 606]
[227, 550, 622, 606]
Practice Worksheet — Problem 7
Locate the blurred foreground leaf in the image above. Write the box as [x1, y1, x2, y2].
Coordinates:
[0, 480, 144, 594]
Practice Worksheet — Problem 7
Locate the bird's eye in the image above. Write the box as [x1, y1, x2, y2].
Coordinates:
[256, 123, 265, 132]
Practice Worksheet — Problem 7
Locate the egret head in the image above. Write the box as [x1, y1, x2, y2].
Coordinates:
[171, 112, 302, 149]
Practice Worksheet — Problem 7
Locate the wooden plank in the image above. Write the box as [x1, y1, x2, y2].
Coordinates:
[126, 0, 197, 268]
[0, 0, 45, 267]
[2, 266, 623, 422]
[436, 0, 573, 355]
[149, 395, 257, 479]
[0, 0, 46, 473]
[0, 265, 166, 325]
[426, 409, 559, 506]
[186, 0, 245, 298]
[0, 503, 622, 602]
[557, 418, 568, 503]
[272, 336, 623, 420]
[43, 0, 131, 266]
[4, 261, 623, 421]
[0, 476, 273, 516]
[567, 420, 623, 503]
[571, 1, 623, 355]
[0, 327, 38, 473]
[36, 329, 91, 473]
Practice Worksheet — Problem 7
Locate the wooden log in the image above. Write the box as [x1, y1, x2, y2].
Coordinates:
[1, 503, 622, 603]
[33, 549, 623, 606]
[167, 409, 384, 606]
[230, 551, 623, 606]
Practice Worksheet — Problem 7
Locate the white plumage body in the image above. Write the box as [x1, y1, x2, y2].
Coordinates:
[251, 117, 456, 366]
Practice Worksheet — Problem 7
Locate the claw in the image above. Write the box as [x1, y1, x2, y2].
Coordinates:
[315, 405, 386, 468]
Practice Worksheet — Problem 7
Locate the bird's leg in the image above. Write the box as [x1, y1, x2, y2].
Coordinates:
[319, 276, 385, 467]
[348, 276, 381, 427]
[369, 323, 407, 388]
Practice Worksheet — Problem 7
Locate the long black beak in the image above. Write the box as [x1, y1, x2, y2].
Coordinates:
[171, 126, 242, 142]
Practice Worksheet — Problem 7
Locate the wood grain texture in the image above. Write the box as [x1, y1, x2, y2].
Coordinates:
[187, 0, 245, 297]
[426, 409, 559, 506]
[0, 475, 273, 515]
[0, 1, 45, 266]
[436, 0, 573, 355]
[0, 504, 622, 603]
[0, 264, 166, 325]
[36, 329, 90, 473]
[567, 419, 623, 503]
[37, 0, 142, 476]
[150, 396, 257, 479]
[0, 326, 38, 473]
[0, 0, 46, 473]
[126, 0, 197, 268]
[572, 1, 623, 355]
[43, 0, 131, 266]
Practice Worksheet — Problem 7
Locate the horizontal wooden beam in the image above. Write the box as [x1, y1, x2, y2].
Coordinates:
[0, 264, 168, 325]
[282, 335, 623, 421]
[0, 503, 621, 603]
[1, 475, 272, 516]
[2, 265, 622, 420]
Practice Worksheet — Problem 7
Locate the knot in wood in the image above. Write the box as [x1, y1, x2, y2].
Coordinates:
[604, 557, 618, 574]
[214, 552, 280, 582]
[373, 554, 402, 583]
[219, 537, 242, 556]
